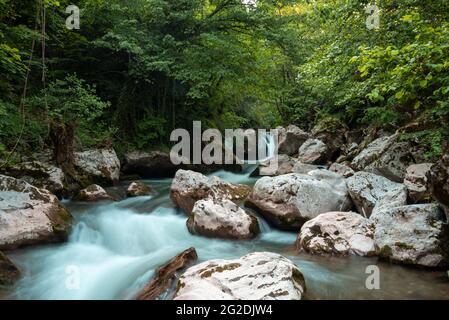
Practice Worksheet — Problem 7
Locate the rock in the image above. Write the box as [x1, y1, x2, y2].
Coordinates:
[135, 248, 198, 300]
[296, 212, 375, 256]
[329, 163, 355, 178]
[126, 181, 153, 197]
[122, 150, 242, 178]
[0, 251, 21, 286]
[371, 204, 449, 267]
[188, 199, 260, 240]
[255, 155, 296, 176]
[75, 148, 120, 186]
[246, 171, 351, 230]
[311, 118, 348, 158]
[291, 162, 323, 174]
[351, 134, 423, 182]
[297, 139, 330, 165]
[428, 151, 449, 218]
[0, 161, 66, 197]
[74, 184, 113, 202]
[174, 252, 306, 300]
[404, 163, 433, 203]
[346, 172, 407, 218]
[0, 175, 72, 250]
[170, 170, 251, 214]
[277, 125, 310, 156]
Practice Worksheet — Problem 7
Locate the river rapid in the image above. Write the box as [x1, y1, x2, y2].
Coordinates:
[3, 169, 449, 300]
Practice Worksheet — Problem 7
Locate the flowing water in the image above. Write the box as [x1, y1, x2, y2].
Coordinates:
[2, 170, 449, 300]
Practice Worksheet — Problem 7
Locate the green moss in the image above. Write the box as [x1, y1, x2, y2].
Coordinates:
[395, 242, 415, 250]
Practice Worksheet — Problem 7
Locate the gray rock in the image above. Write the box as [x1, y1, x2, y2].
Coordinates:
[277, 125, 310, 156]
[346, 172, 407, 218]
[174, 252, 306, 300]
[188, 199, 259, 240]
[75, 148, 120, 185]
[247, 171, 351, 230]
[74, 184, 113, 202]
[371, 204, 449, 267]
[404, 163, 433, 203]
[298, 139, 330, 165]
[297, 211, 375, 256]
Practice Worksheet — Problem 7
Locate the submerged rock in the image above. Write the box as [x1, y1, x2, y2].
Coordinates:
[135, 248, 198, 300]
[247, 170, 351, 230]
[404, 163, 433, 203]
[0, 251, 21, 286]
[371, 204, 449, 267]
[170, 170, 251, 215]
[174, 252, 306, 300]
[75, 148, 120, 186]
[126, 181, 153, 197]
[188, 199, 259, 240]
[297, 139, 330, 165]
[297, 212, 375, 257]
[0, 175, 72, 250]
[346, 172, 407, 218]
[277, 125, 310, 156]
[74, 184, 113, 202]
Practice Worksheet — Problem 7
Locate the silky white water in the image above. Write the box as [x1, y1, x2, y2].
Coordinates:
[5, 173, 449, 300]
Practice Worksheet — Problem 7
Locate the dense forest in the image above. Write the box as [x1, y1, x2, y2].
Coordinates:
[1, 0, 448, 163]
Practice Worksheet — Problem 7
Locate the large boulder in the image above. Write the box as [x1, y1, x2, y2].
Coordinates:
[75, 148, 120, 186]
[277, 125, 310, 156]
[296, 212, 375, 257]
[0, 251, 21, 286]
[126, 181, 153, 197]
[351, 134, 423, 182]
[346, 172, 407, 218]
[0, 175, 72, 250]
[404, 163, 433, 203]
[135, 248, 198, 300]
[188, 199, 260, 240]
[246, 170, 351, 230]
[427, 151, 449, 218]
[0, 161, 66, 197]
[371, 204, 449, 267]
[297, 139, 330, 165]
[170, 170, 251, 215]
[74, 184, 113, 202]
[174, 252, 306, 300]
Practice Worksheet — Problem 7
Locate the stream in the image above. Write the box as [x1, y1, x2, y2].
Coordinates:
[2, 168, 449, 300]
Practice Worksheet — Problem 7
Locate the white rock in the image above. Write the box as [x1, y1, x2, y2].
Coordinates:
[247, 171, 351, 230]
[0, 175, 72, 250]
[404, 163, 433, 203]
[74, 184, 113, 202]
[346, 172, 407, 218]
[174, 252, 306, 300]
[298, 139, 329, 164]
[371, 204, 449, 267]
[188, 199, 259, 240]
[170, 170, 251, 214]
[297, 212, 375, 256]
[75, 148, 120, 185]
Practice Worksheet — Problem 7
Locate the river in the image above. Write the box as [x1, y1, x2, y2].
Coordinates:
[2, 168, 449, 300]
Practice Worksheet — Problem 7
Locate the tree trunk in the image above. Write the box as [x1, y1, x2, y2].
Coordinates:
[49, 120, 76, 177]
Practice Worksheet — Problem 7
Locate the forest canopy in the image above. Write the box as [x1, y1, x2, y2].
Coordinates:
[1, 0, 448, 160]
